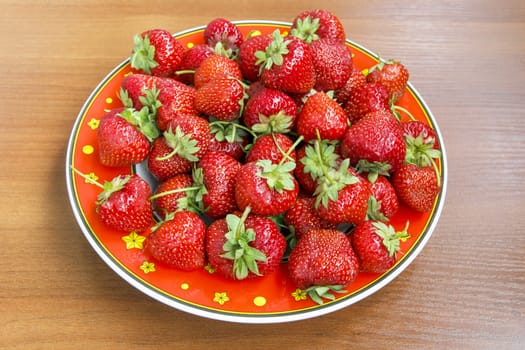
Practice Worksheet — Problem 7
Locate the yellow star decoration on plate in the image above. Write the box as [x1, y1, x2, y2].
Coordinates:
[140, 261, 155, 274]
[87, 118, 100, 130]
[81, 172, 98, 184]
[291, 288, 308, 302]
[121, 231, 146, 250]
[204, 263, 216, 274]
[213, 292, 230, 305]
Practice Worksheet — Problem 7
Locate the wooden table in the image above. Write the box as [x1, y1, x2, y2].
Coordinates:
[2, 0, 524, 348]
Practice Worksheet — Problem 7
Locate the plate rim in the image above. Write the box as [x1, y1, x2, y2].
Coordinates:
[65, 20, 448, 324]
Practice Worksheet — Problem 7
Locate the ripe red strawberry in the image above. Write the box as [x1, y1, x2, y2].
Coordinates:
[97, 107, 156, 167]
[309, 38, 353, 91]
[206, 209, 286, 280]
[194, 76, 247, 121]
[401, 120, 440, 151]
[148, 115, 210, 181]
[315, 164, 372, 225]
[391, 163, 440, 212]
[208, 121, 251, 160]
[77, 173, 153, 233]
[294, 144, 320, 195]
[130, 29, 185, 77]
[340, 110, 406, 174]
[173, 44, 214, 85]
[146, 211, 206, 271]
[242, 87, 298, 133]
[367, 175, 400, 221]
[119, 74, 199, 132]
[235, 160, 299, 216]
[366, 59, 409, 103]
[334, 64, 367, 106]
[290, 9, 346, 43]
[288, 228, 359, 304]
[245, 133, 296, 164]
[238, 33, 273, 82]
[295, 91, 348, 142]
[344, 82, 390, 124]
[256, 30, 316, 94]
[196, 151, 242, 219]
[193, 54, 242, 89]
[203, 18, 244, 56]
[284, 196, 336, 241]
[351, 221, 410, 273]
[149, 173, 196, 216]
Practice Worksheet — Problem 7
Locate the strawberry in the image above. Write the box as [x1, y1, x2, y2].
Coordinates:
[245, 133, 296, 164]
[196, 151, 242, 219]
[119, 74, 199, 132]
[334, 64, 367, 105]
[97, 107, 157, 167]
[401, 120, 440, 151]
[149, 173, 201, 217]
[148, 115, 210, 181]
[235, 160, 299, 216]
[344, 82, 390, 124]
[238, 33, 273, 82]
[391, 163, 440, 212]
[309, 38, 353, 91]
[208, 121, 251, 160]
[193, 54, 242, 89]
[194, 76, 247, 121]
[284, 196, 336, 241]
[146, 211, 206, 271]
[351, 221, 410, 273]
[72, 170, 154, 233]
[295, 91, 348, 142]
[256, 30, 316, 94]
[130, 29, 185, 77]
[242, 87, 298, 133]
[367, 175, 400, 221]
[173, 44, 214, 85]
[206, 208, 286, 280]
[288, 228, 359, 304]
[314, 163, 372, 225]
[294, 144, 321, 195]
[402, 120, 442, 172]
[340, 110, 406, 175]
[290, 9, 346, 43]
[366, 59, 409, 103]
[203, 18, 244, 57]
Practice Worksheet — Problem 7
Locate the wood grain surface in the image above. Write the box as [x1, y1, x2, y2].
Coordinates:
[1, 0, 524, 349]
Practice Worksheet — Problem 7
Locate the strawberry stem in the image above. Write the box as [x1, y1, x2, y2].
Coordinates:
[148, 186, 201, 201]
[70, 166, 104, 189]
[392, 105, 416, 121]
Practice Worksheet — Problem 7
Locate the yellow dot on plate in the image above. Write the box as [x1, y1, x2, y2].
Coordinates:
[181, 283, 189, 290]
[187, 42, 194, 49]
[105, 97, 113, 104]
[280, 31, 289, 37]
[82, 145, 94, 155]
[247, 30, 262, 38]
[253, 296, 266, 307]
[362, 68, 369, 76]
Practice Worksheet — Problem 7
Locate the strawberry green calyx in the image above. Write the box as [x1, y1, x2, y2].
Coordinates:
[156, 125, 200, 162]
[210, 120, 256, 143]
[372, 221, 411, 257]
[221, 207, 268, 280]
[252, 110, 294, 134]
[304, 285, 347, 305]
[150, 210, 176, 232]
[119, 88, 134, 108]
[314, 158, 358, 208]
[355, 159, 392, 183]
[404, 134, 442, 188]
[118, 107, 160, 142]
[254, 29, 291, 74]
[139, 86, 162, 117]
[257, 159, 296, 193]
[290, 16, 320, 44]
[301, 138, 340, 181]
[366, 196, 388, 222]
[130, 34, 158, 75]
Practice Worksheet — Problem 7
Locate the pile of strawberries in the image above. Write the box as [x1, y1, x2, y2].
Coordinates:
[80, 9, 442, 304]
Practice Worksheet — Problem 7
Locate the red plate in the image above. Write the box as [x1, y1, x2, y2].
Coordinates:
[66, 21, 447, 323]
